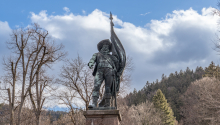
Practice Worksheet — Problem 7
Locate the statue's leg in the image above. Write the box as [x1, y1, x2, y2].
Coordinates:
[90, 69, 104, 108]
[103, 68, 114, 107]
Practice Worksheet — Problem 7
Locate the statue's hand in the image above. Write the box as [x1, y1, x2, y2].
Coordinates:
[88, 63, 93, 69]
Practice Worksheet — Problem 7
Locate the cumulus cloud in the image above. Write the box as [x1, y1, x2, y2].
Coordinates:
[29, 7, 219, 91]
[63, 7, 70, 13]
[0, 21, 11, 57]
[149, 8, 217, 63]
[0, 21, 11, 39]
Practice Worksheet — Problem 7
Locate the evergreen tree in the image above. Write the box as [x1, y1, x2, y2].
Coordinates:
[203, 61, 220, 79]
[0, 103, 3, 108]
[153, 89, 176, 125]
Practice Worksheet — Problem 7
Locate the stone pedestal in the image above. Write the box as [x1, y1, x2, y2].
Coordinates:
[83, 110, 121, 125]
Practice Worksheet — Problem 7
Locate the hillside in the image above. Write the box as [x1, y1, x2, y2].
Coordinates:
[124, 66, 205, 121]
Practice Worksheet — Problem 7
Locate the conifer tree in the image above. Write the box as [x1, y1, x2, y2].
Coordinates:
[153, 89, 176, 125]
[203, 61, 220, 79]
[0, 103, 3, 108]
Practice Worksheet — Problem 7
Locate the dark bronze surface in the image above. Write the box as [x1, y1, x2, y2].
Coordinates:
[88, 12, 126, 110]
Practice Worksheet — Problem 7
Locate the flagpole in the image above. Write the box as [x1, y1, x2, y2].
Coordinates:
[110, 12, 117, 109]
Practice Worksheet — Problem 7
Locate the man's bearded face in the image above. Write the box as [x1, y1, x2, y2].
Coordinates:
[101, 45, 110, 54]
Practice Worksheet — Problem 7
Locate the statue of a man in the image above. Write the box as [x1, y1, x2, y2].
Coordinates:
[88, 12, 126, 109]
[88, 39, 119, 108]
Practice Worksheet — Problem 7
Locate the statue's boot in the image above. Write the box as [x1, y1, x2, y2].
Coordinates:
[99, 93, 111, 107]
[88, 96, 98, 109]
[104, 93, 111, 107]
[98, 96, 105, 107]
[99, 87, 112, 107]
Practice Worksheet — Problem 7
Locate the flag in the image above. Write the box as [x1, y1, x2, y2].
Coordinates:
[110, 12, 126, 93]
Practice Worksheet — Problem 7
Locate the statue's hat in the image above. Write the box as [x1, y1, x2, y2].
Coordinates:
[97, 39, 112, 52]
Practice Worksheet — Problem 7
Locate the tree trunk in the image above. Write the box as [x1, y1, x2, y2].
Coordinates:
[36, 113, 41, 125]
[10, 110, 14, 125]
[17, 37, 26, 125]
[8, 85, 15, 125]
[17, 100, 24, 125]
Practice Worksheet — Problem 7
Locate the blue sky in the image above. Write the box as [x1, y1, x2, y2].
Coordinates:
[0, 0, 217, 28]
[0, 0, 220, 109]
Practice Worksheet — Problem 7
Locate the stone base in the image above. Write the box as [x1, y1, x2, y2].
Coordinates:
[88, 106, 116, 110]
[83, 110, 121, 125]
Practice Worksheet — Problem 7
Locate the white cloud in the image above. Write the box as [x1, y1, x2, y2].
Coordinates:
[140, 12, 151, 16]
[0, 21, 11, 55]
[0, 21, 11, 36]
[82, 10, 86, 14]
[63, 7, 70, 13]
[28, 7, 219, 91]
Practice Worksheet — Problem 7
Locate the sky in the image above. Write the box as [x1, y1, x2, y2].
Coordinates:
[0, 0, 220, 109]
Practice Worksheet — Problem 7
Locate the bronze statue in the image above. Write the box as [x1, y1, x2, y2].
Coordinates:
[88, 12, 126, 109]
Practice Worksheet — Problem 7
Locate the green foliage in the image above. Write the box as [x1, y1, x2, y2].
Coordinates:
[0, 103, 3, 109]
[153, 89, 176, 125]
[203, 61, 220, 79]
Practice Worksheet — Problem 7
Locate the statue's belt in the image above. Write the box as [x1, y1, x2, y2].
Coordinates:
[98, 63, 113, 68]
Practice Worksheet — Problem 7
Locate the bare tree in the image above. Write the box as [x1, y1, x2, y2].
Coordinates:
[180, 82, 200, 125]
[57, 55, 93, 111]
[47, 110, 85, 125]
[181, 77, 220, 125]
[0, 102, 10, 124]
[213, 3, 220, 59]
[117, 97, 162, 125]
[25, 23, 66, 125]
[1, 23, 66, 125]
[119, 55, 133, 96]
[0, 27, 32, 125]
[1, 60, 19, 125]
